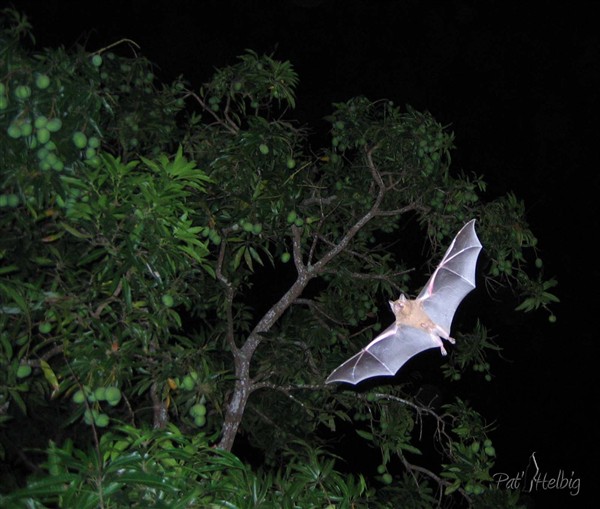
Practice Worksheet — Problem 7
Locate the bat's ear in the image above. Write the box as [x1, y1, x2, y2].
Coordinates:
[389, 295, 407, 313]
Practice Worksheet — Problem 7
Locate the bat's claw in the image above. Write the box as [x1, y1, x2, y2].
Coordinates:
[430, 334, 449, 355]
[447, 336, 456, 344]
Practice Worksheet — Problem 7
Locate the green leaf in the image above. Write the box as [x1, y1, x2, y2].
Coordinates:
[59, 221, 93, 239]
[232, 246, 246, 271]
[244, 247, 254, 271]
[444, 479, 461, 495]
[77, 248, 107, 266]
[0, 264, 18, 275]
[8, 389, 27, 414]
[0, 283, 29, 316]
[178, 245, 208, 264]
[355, 430, 374, 441]
[398, 442, 422, 455]
[40, 360, 60, 391]
[248, 246, 264, 266]
[1, 333, 13, 360]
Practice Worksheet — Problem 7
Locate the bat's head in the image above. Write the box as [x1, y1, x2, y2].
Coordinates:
[389, 294, 408, 315]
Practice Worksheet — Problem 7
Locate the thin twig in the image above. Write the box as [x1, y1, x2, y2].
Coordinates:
[185, 90, 239, 135]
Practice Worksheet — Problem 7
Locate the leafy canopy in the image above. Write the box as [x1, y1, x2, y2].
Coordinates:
[0, 9, 555, 508]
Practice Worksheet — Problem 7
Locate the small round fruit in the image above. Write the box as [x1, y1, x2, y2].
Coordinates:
[194, 415, 206, 427]
[258, 143, 269, 155]
[94, 413, 109, 427]
[34, 116, 48, 129]
[161, 294, 174, 307]
[15, 85, 31, 100]
[6, 194, 19, 207]
[548, 314, 557, 323]
[182, 375, 195, 391]
[38, 322, 52, 334]
[286, 211, 297, 224]
[7, 124, 21, 138]
[16, 364, 32, 378]
[286, 157, 296, 169]
[252, 223, 262, 235]
[190, 403, 206, 417]
[242, 222, 254, 233]
[0, 96, 8, 109]
[376, 464, 386, 474]
[106, 397, 121, 407]
[88, 136, 100, 148]
[37, 147, 49, 160]
[233, 81, 242, 92]
[86, 156, 101, 168]
[281, 252, 291, 263]
[72, 131, 87, 149]
[91, 54, 103, 67]
[83, 409, 95, 424]
[35, 74, 51, 89]
[36, 128, 50, 144]
[105, 386, 122, 405]
[94, 387, 107, 401]
[72, 389, 86, 404]
[46, 152, 58, 166]
[46, 118, 62, 132]
[484, 445, 496, 456]
[20, 122, 33, 137]
[381, 473, 393, 485]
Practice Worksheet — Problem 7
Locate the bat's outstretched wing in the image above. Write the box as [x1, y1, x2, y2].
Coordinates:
[417, 219, 482, 335]
[325, 323, 440, 384]
[326, 219, 482, 385]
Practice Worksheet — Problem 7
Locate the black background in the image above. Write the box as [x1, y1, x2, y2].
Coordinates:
[3, 1, 596, 505]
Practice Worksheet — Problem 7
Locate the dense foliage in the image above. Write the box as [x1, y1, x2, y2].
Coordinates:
[0, 9, 557, 508]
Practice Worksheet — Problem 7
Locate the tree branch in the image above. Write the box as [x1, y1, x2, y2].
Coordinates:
[186, 89, 240, 135]
[219, 144, 421, 451]
[150, 381, 168, 429]
[215, 238, 238, 353]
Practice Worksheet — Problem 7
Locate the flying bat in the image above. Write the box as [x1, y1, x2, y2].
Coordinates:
[326, 219, 482, 385]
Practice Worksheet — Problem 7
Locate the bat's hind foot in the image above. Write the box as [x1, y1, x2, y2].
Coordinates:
[433, 333, 455, 356]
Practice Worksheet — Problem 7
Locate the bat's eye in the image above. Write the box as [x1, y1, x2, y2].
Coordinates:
[392, 301, 405, 313]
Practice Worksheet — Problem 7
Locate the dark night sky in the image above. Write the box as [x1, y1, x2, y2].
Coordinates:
[4, 0, 597, 504]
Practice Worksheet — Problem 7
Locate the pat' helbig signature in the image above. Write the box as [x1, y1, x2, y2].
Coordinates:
[493, 452, 580, 496]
